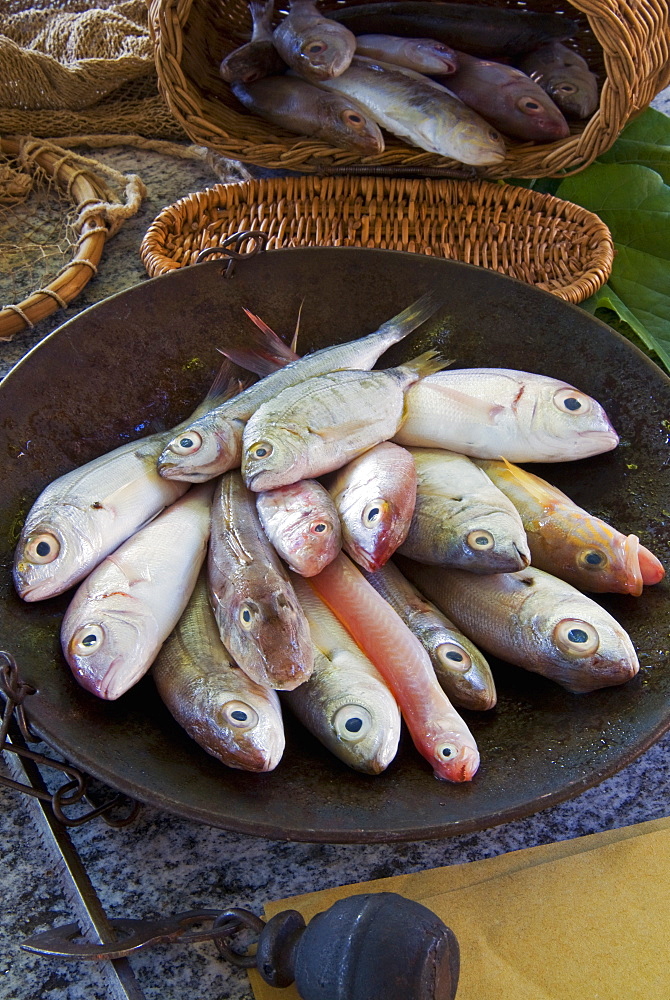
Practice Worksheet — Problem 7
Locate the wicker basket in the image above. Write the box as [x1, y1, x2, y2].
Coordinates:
[140, 174, 614, 303]
[148, 0, 670, 178]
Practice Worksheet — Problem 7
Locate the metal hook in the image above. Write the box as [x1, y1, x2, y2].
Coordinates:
[195, 229, 270, 276]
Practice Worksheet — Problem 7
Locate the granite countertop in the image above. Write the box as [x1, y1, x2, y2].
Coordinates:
[2, 91, 670, 1000]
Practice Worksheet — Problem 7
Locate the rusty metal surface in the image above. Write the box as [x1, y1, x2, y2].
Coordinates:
[0, 247, 668, 843]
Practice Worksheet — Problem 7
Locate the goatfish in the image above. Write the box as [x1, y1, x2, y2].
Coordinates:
[476, 458, 665, 596]
[256, 478, 342, 576]
[61, 483, 213, 701]
[208, 471, 313, 690]
[438, 52, 569, 143]
[242, 350, 448, 492]
[287, 575, 401, 773]
[364, 560, 496, 711]
[152, 574, 285, 772]
[158, 289, 445, 482]
[13, 359, 241, 603]
[309, 552, 480, 782]
[273, 0, 356, 82]
[394, 367, 619, 462]
[324, 441, 417, 572]
[517, 42, 599, 120]
[231, 76, 384, 153]
[398, 448, 530, 573]
[398, 558, 640, 694]
[219, 0, 286, 84]
[354, 33, 458, 74]
[327, 2, 578, 59]
[312, 57, 506, 164]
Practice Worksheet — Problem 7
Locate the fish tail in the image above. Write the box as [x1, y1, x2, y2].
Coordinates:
[401, 349, 452, 379]
[375, 288, 446, 347]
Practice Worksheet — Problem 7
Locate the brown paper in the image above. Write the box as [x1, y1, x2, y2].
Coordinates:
[250, 816, 670, 999]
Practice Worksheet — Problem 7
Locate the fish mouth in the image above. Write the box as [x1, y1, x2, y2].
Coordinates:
[622, 534, 644, 597]
[436, 745, 480, 783]
[638, 543, 665, 586]
[98, 656, 136, 700]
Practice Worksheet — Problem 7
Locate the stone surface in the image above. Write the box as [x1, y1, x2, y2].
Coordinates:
[2, 92, 669, 1000]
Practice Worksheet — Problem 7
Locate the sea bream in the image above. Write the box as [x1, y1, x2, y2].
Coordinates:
[61, 482, 213, 701]
[219, 0, 286, 84]
[242, 350, 447, 492]
[517, 41, 599, 120]
[208, 471, 313, 690]
[398, 557, 640, 694]
[158, 290, 444, 483]
[394, 367, 619, 462]
[286, 574, 401, 773]
[272, 0, 356, 82]
[256, 478, 342, 576]
[152, 573, 285, 772]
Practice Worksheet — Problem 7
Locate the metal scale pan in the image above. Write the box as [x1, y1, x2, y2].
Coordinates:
[1, 246, 668, 843]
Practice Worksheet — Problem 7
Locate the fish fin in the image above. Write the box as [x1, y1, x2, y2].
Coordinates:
[373, 288, 448, 346]
[419, 381, 507, 424]
[217, 309, 301, 377]
[249, 0, 274, 33]
[290, 298, 304, 355]
[201, 356, 247, 405]
[401, 349, 452, 379]
[498, 457, 577, 508]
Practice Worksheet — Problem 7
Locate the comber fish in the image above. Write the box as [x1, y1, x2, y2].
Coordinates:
[517, 42, 599, 120]
[158, 289, 444, 482]
[398, 558, 640, 694]
[231, 76, 384, 153]
[437, 52, 569, 143]
[208, 471, 313, 690]
[273, 0, 356, 82]
[152, 574, 285, 772]
[364, 560, 496, 711]
[286, 574, 401, 773]
[219, 0, 286, 84]
[394, 367, 619, 462]
[324, 441, 417, 572]
[355, 33, 458, 74]
[309, 552, 480, 782]
[256, 479, 342, 576]
[476, 458, 665, 595]
[242, 351, 447, 492]
[313, 56, 506, 164]
[61, 483, 213, 701]
[398, 448, 530, 573]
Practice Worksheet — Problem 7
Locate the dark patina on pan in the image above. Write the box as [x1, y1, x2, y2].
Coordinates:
[1, 248, 669, 843]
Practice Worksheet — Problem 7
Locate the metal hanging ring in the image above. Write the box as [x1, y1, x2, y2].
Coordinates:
[212, 908, 266, 968]
[195, 229, 270, 276]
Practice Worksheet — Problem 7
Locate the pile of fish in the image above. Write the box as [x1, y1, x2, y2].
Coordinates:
[220, 0, 600, 164]
[13, 290, 665, 784]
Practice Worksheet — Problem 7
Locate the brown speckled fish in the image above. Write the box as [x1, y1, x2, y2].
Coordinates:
[273, 0, 356, 82]
[208, 471, 313, 690]
[219, 0, 286, 84]
[517, 41, 599, 120]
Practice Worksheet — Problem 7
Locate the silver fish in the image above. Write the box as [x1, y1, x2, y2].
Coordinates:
[398, 447, 530, 573]
[312, 56, 506, 164]
[398, 558, 640, 694]
[272, 0, 356, 82]
[394, 367, 619, 462]
[517, 42, 599, 120]
[208, 471, 313, 690]
[256, 478, 342, 576]
[61, 483, 213, 701]
[242, 351, 446, 492]
[324, 441, 417, 572]
[286, 574, 401, 773]
[219, 0, 286, 84]
[158, 289, 444, 483]
[152, 574, 285, 771]
[364, 560, 495, 711]
[355, 33, 458, 74]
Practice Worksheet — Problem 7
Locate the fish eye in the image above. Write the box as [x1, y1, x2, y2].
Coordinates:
[304, 40, 328, 55]
[577, 549, 609, 571]
[310, 519, 332, 535]
[249, 441, 273, 460]
[553, 388, 592, 414]
[70, 624, 105, 657]
[557, 83, 577, 93]
[362, 499, 387, 527]
[239, 603, 257, 630]
[466, 529, 494, 551]
[341, 109, 365, 128]
[553, 618, 600, 657]
[488, 128, 501, 142]
[24, 532, 60, 564]
[436, 642, 472, 673]
[170, 430, 202, 456]
[435, 741, 459, 761]
[333, 705, 373, 742]
[221, 700, 259, 731]
[517, 97, 543, 114]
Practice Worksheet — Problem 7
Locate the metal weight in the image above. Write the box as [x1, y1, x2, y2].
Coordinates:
[255, 892, 460, 1000]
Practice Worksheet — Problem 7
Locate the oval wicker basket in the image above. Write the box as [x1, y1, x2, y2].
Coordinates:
[140, 174, 614, 303]
[148, 0, 670, 178]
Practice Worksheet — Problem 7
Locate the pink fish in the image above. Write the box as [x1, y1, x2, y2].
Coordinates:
[256, 479, 342, 576]
[308, 552, 480, 782]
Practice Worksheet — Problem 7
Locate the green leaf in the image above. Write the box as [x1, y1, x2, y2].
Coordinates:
[597, 109, 670, 184]
[557, 162, 670, 373]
